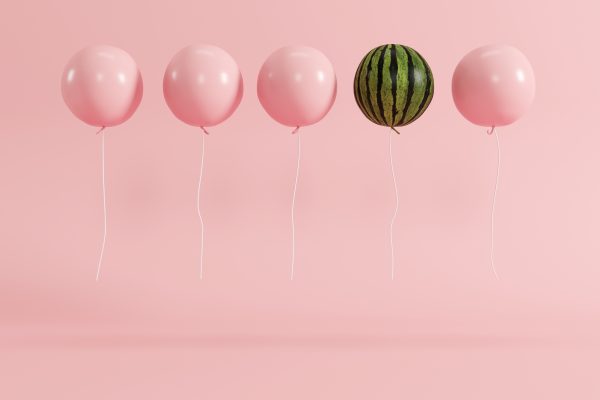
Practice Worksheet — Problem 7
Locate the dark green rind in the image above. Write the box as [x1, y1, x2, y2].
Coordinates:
[400, 46, 426, 126]
[353, 48, 377, 124]
[389, 45, 399, 125]
[353, 44, 434, 129]
[405, 50, 434, 125]
[360, 46, 381, 123]
[375, 45, 390, 126]
[367, 46, 386, 124]
[379, 45, 395, 126]
[395, 45, 412, 126]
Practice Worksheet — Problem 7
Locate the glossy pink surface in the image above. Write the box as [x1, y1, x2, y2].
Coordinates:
[258, 46, 337, 127]
[163, 45, 243, 128]
[452, 45, 535, 127]
[61, 45, 143, 127]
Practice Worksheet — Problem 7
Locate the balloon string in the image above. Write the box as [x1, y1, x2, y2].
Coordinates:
[96, 128, 107, 281]
[490, 128, 500, 280]
[389, 128, 399, 280]
[291, 128, 301, 280]
[197, 130, 206, 279]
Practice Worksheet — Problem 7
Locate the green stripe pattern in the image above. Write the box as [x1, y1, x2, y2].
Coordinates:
[353, 44, 434, 129]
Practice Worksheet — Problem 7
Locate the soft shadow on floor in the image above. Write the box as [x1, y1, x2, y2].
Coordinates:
[1, 332, 585, 349]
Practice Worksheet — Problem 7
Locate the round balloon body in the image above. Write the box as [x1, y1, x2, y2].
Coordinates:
[163, 45, 243, 128]
[354, 44, 434, 129]
[61, 45, 143, 127]
[257, 46, 337, 128]
[452, 44, 535, 128]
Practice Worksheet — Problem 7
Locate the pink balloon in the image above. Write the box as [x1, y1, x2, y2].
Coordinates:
[163, 45, 243, 128]
[61, 45, 143, 128]
[452, 44, 535, 128]
[257, 46, 337, 128]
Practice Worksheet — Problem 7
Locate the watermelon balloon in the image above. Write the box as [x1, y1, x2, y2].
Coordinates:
[354, 44, 434, 132]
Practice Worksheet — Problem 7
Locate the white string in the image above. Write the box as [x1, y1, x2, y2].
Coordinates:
[389, 129, 399, 280]
[197, 131, 206, 279]
[96, 128, 107, 281]
[291, 128, 301, 280]
[490, 128, 500, 280]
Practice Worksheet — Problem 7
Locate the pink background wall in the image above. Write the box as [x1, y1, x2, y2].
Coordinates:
[2, 0, 600, 397]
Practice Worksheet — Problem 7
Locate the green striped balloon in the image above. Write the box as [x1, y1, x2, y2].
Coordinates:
[354, 44, 434, 131]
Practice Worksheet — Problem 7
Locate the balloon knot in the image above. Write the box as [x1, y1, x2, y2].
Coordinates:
[487, 126, 496, 135]
[291, 126, 300, 134]
[200, 127, 210, 135]
[96, 126, 106, 135]
[391, 126, 401, 135]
